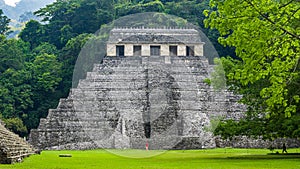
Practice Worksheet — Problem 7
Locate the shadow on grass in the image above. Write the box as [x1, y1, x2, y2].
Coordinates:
[228, 154, 300, 160]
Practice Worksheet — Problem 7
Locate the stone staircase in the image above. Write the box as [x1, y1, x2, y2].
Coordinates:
[0, 121, 35, 164]
[29, 56, 246, 150]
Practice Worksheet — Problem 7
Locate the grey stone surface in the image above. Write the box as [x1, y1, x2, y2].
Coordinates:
[29, 56, 246, 150]
[108, 28, 202, 44]
[0, 121, 35, 164]
[215, 136, 300, 149]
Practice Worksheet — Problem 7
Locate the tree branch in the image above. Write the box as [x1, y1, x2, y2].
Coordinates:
[279, 0, 297, 9]
[281, 8, 300, 27]
[243, 0, 300, 40]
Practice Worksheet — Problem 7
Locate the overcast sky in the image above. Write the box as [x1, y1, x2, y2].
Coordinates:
[4, 0, 21, 7]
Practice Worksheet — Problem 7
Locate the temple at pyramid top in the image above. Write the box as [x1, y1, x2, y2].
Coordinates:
[106, 28, 204, 57]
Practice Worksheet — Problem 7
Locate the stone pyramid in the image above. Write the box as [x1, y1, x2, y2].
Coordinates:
[29, 28, 246, 150]
[29, 55, 245, 150]
[0, 120, 35, 164]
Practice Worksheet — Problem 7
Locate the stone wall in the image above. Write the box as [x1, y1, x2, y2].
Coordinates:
[215, 136, 300, 149]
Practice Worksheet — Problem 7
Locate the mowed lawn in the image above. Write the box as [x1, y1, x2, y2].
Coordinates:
[1, 148, 300, 169]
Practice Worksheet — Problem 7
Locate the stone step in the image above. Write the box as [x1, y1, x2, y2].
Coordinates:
[93, 61, 209, 72]
[78, 80, 147, 89]
[0, 132, 24, 142]
[39, 121, 116, 129]
[0, 141, 29, 148]
[8, 152, 34, 160]
[83, 75, 210, 84]
[70, 88, 205, 97]
[97, 61, 208, 67]
[100, 66, 145, 72]
[78, 78, 210, 87]
[93, 66, 209, 75]
[5, 149, 32, 156]
[55, 100, 209, 111]
[102, 58, 143, 64]
[2, 145, 31, 150]
[100, 57, 209, 68]
[71, 90, 146, 99]
[50, 107, 146, 116]
[86, 72, 146, 80]
[34, 128, 116, 134]
[69, 94, 203, 102]
[0, 123, 35, 164]
[74, 85, 208, 90]
[48, 109, 114, 117]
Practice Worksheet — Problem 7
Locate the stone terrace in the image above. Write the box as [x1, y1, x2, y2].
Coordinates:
[0, 121, 35, 164]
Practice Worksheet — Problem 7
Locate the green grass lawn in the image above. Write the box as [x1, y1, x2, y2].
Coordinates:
[1, 148, 300, 169]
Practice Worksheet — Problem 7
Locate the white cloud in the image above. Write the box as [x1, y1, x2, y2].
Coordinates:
[4, 0, 21, 7]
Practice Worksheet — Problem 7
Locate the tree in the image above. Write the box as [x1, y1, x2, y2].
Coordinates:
[31, 53, 62, 92]
[204, 0, 300, 139]
[23, 53, 62, 130]
[31, 42, 58, 56]
[0, 38, 33, 136]
[32, 0, 114, 48]
[0, 9, 10, 35]
[115, 0, 165, 17]
[3, 117, 28, 137]
[59, 33, 92, 95]
[0, 36, 62, 136]
[70, 0, 114, 34]
[0, 35, 30, 73]
[19, 20, 46, 49]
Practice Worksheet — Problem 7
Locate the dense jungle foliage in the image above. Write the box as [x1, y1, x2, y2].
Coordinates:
[0, 0, 299, 141]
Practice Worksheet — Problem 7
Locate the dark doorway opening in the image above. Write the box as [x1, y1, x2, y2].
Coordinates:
[186, 46, 194, 56]
[133, 45, 142, 56]
[144, 122, 151, 138]
[150, 46, 161, 56]
[169, 46, 177, 56]
[116, 45, 125, 57]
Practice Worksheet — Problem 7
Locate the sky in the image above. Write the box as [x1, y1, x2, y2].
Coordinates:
[4, 0, 21, 7]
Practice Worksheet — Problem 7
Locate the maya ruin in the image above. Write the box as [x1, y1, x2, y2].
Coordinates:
[28, 27, 246, 150]
[0, 120, 35, 164]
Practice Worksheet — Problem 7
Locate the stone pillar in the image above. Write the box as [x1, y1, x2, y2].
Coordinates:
[160, 44, 169, 56]
[142, 44, 150, 56]
[194, 44, 204, 56]
[125, 44, 133, 56]
[165, 56, 171, 64]
[107, 44, 116, 56]
[178, 44, 186, 56]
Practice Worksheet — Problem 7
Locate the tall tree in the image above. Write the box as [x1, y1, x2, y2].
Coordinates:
[0, 9, 10, 35]
[115, 0, 165, 17]
[19, 20, 46, 49]
[0, 36, 62, 136]
[32, 0, 114, 48]
[204, 0, 300, 139]
[59, 33, 92, 96]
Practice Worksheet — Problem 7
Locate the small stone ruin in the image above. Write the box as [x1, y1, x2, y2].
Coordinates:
[29, 28, 246, 150]
[0, 120, 35, 164]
